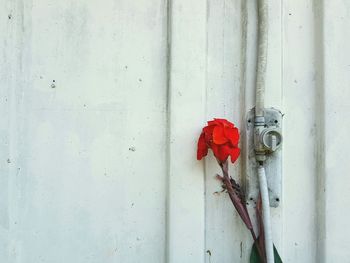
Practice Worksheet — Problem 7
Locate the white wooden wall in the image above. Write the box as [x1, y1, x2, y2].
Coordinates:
[0, 0, 349, 262]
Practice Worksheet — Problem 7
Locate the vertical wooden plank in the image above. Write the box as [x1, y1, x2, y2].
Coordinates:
[205, 1, 250, 262]
[282, 1, 318, 261]
[322, 0, 350, 261]
[0, 0, 25, 260]
[1, 0, 169, 262]
[166, 0, 207, 262]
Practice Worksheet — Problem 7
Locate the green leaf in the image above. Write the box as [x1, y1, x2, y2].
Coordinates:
[273, 245, 283, 263]
[250, 242, 283, 263]
[249, 242, 261, 263]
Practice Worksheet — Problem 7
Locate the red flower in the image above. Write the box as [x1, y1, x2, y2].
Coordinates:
[197, 118, 240, 163]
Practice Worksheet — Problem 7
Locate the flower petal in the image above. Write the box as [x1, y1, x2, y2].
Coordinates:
[211, 143, 219, 160]
[197, 132, 208, 160]
[224, 127, 240, 146]
[213, 126, 228, 144]
[203, 125, 215, 142]
[230, 147, 240, 163]
[214, 118, 234, 128]
[213, 144, 231, 162]
[207, 120, 217, 126]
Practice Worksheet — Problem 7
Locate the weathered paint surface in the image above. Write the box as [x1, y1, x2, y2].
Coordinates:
[0, 0, 168, 262]
[0, 0, 349, 262]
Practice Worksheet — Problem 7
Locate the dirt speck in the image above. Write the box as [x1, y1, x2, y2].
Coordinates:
[129, 146, 136, 152]
[206, 250, 212, 257]
[240, 242, 243, 258]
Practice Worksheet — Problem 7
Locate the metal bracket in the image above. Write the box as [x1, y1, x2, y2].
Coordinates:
[245, 108, 283, 207]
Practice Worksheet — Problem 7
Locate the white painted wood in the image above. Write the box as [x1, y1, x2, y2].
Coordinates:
[205, 1, 284, 262]
[0, 0, 349, 262]
[282, 1, 319, 262]
[166, 0, 207, 262]
[322, 1, 350, 261]
[1, 0, 168, 262]
[204, 1, 250, 262]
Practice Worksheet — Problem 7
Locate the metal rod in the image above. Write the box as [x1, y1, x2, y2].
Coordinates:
[258, 165, 274, 263]
[255, 0, 268, 118]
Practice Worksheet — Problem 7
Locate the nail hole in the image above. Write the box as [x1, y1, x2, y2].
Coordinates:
[248, 119, 251, 123]
[249, 197, 254, 201]
[275, 198, 280, 202]
[274, 120, 278, 124]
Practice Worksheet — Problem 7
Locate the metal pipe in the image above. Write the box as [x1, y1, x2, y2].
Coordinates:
[254, 1, 274, 261]
[258, 165, 274, 263]
[255, 0, 268, 118]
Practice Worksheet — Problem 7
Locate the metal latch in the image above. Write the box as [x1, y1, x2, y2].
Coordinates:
[244, 108, 283, 207]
